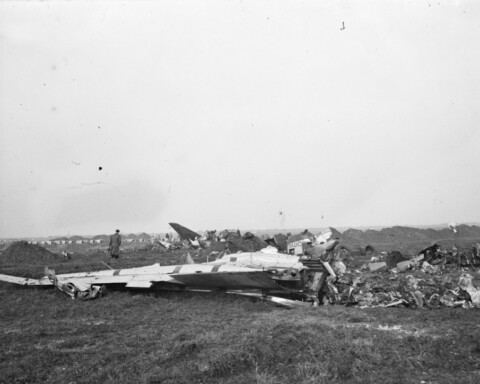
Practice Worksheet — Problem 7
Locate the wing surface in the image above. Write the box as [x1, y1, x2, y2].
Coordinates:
[0, 274, 52, 286]
[0, 264, 283, 291]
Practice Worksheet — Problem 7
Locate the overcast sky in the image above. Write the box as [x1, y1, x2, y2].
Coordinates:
[1, 0, 479, 238]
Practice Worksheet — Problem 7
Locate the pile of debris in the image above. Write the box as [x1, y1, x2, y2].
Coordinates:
[324, 243, 480, 309]
[363, 244, 480, 273]
[0, 241, 62, 265]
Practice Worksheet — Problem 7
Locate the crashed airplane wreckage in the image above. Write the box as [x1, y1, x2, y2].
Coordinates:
[0, 232, 339, 309]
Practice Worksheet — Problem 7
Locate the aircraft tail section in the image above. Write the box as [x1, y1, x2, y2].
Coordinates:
[169, 222, 200, 241]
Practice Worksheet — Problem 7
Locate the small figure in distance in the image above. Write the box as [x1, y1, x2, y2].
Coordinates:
[108, 229, 122, 261]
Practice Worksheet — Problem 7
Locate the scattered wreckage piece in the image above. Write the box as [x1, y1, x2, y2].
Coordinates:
[458, 273, 480, 308]
[286, 228, 339, 256]
[368, 262, 387, 272]
[200, 230, 217, 242]
[227, 291, 314, 309]
[287, 230, 314, 254]
[156, 239, 178, 250]
[218, 229, 241, 242]
[414, 243, 480, 267]
[264, 233, 288, 252]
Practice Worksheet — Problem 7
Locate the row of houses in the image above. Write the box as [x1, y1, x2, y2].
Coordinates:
[124, 238, 150, 243]
[29, 239, 104, 245]
[28, 237, 152, 245]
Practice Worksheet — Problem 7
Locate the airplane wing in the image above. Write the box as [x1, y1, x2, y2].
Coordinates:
[62, 267, 282, 291]
[0, 274, 52, 286]
[0, 263, 283, 293]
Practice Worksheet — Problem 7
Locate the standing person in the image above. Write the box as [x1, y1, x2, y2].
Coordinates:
[109, 229, 122, 260]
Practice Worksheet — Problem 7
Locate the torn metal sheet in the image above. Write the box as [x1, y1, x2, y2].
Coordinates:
[209, 251, 305, 270]
[227, 291, 314, 309]
[369, 262, 387, 272]
[314, 229, 339, 252]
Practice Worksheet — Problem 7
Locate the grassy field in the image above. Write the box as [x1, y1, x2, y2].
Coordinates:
[1, 249, 480, 384]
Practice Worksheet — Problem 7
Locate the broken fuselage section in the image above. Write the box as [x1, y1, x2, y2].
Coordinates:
[209, 251, 333, 305]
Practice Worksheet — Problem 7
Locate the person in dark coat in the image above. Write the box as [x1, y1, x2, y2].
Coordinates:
[109, 229, 122, 260]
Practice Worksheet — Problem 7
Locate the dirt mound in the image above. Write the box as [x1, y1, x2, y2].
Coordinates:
[0, 241, 62, 264]
[202, 234, 268, 254]
[335, 225, 480, 253]
[226, 236, 268, 253]
[92, 234, 109, 241]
